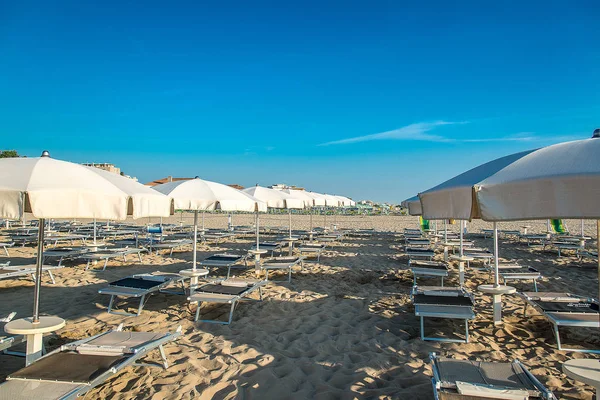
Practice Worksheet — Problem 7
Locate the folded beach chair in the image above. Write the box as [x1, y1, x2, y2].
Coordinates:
[80, 248, 146, 271]
[405, 247, 435, 261]
[0, 242, 14, 256]
[0, 312, 26, 354]
[519, 292, 600, 353]
[550, 219, 568, 235]
[199, 253, 248, 278]
[419, 217, 431, 232]
[409, 260, 449, 286]
[429, 352, 556, 399]
[0, 324, 181, 400]
[261, 256, 304, 282]
[412, 286, 475, 343]
[188, 278, 267, 324]
[42, 247, 90, 267]
[98, 272, 185, 316]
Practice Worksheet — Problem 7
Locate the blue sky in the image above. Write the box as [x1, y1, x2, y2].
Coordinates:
[1, 1, 599, 202]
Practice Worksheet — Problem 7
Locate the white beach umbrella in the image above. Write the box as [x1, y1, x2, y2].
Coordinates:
[153, 178, 266, 271]
[277, 188, 315, 208]
[475, 135, 600, 298]
[304, 192, 327, 207]
[322, 194, 341, 207]
[402, 195, 422, 216]
[0, 151, 172, 359]
[418, 149, 537, 288]
[243, 185, 304, 239]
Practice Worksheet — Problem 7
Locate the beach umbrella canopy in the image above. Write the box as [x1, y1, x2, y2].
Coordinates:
[0, 152, 172, 326]
[153, 178, 266, 271]
[242, 186, 305, 209]
[276, 188, 315, 208]
[243, 185, 304, 240]
[0, 154, 173, 220]
[153, 178, 267, 212]
[402, 195, 422, 216]
[304, 192, 327, 207]
[474, 135, 600, 298]
[418, 149, 536, 221]
[334, 195, 355, 207]
[322, 194, 341, 207]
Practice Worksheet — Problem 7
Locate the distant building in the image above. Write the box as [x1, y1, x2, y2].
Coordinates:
[83, 162, 121, 175]
[145, 176, 194, 187]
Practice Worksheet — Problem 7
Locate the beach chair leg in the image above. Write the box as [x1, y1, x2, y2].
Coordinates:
[465, 320, 469, 343]
[440, 276, 444, 287]
[194, 303, 201, 322]
[420, 317, 425, 340]
[288, 268, 292, 282]
[3, 247, 8, 256]
[137, 295, 146, 316]
[227, 301, 236, 325]
[47, 270, 56, 285]
[85, 260, 91, 271]
[265, 269, 269, 281]
[158, 345, 169, 369]
[102, 259, 108, 271]
[227, 267, 231, 279]
[108, 295, 115, 314]
[258, 287, 263, 301]
[138, 253, 143, 263]
[533, 279, 538, 292]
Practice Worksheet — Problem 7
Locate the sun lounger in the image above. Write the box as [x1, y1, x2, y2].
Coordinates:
[80, 248, 146, 271]
[519, 292, 600, 353]
[188, 278, 267, 324]
[406, 238, 432, 247]
[250, 242, 283, 257]
[42, 247, 90, 267]
[261, 256, 304, 282]
[519, 233, 551, 247]
[10, 234, 38, 247]
[44, 234, 88, 247]
[98, 273, 185, 316]
[0, 265, 62, 285]
[201, 231, 235, 244]
[463, 247, 494, 267]
[296, 243, 327, 264]
[0, 312, 26, 354]
[429, 352, 556, 399]
[412, 286, 475, 343]
[405, 247, 435, 260]
[549, 240, 584, 257]
[495, 265, 542, 291]
[199, 253, 248, 278]
[0, 324, 181, 400]
[0, 242, 14, 256]
[409, 260, 449, 286]
[146, 239, 193, 256]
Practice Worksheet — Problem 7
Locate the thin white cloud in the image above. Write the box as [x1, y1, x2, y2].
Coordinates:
[319, 121, 464, 146]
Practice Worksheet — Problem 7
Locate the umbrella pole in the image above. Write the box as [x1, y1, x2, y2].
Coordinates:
[256, 212, 260, 250]
[192, 211, 198, 271]
[459, 220, 464, 257]
[597, 220, 599, 300]
[493, 222, 499, 287]
[581, 219, 585, 237]
[93, 218, 97, 245]
[202, 211, 205, 231]
[33, 218, 45, 323]
[444, 219, 447, 242]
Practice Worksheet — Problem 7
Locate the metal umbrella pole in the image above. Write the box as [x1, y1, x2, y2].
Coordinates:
[192, 210, 198, 271]
[493, 222, 500, 287]
[32, 218, 45, 323]
[288, 210, 292, 239]
[459, 220, 464, 257]
[93, 218, 97, 245]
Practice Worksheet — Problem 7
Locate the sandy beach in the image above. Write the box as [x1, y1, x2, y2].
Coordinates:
[1, 215, 599, 399]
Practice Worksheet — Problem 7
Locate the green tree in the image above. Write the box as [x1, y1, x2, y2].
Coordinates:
[0, 150, 19, 158]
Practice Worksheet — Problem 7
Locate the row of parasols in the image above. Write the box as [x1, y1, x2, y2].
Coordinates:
[401, 132, 600, 300]
[0, 152, 354, 326]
